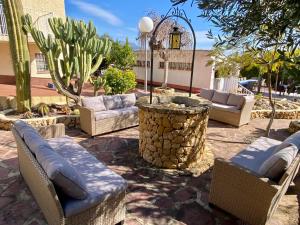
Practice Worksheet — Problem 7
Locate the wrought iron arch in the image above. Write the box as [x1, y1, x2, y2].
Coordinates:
[149, 7, 197, 103]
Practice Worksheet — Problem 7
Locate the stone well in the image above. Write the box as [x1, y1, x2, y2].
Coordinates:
[137, 95, 211, 170]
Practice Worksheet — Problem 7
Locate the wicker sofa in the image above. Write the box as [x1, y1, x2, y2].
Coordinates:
[198, 88, 255, 127]
[209, 136, 300, 225]
[80, 94, 138, 136]
[12, 122, 127, 225]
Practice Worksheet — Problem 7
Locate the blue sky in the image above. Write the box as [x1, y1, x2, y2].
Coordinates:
[65, 0, 218, 50]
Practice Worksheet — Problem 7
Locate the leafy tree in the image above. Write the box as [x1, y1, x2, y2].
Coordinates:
[172, 0, 300, 136]
[106, 38, 136, 70]
[103, 67, 136, 95]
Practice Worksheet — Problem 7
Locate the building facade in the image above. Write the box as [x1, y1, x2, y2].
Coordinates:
[0, 0, 65, 85]
[134, 50, 215, 92]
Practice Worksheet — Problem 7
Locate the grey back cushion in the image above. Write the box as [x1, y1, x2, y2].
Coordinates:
[120, 93, 136, 107]
[258, 144, 298, 181]
[211, 91, 230, 105]
[227, 94, 245, 109]
[103, 95, 123, 110]
[275, 131, 300, 151]
[199, 88, 214, 101]
[82, 96, 106, 112]
[23, 130, 47, 154]
[14, 120, 36, 138]
[35, 144, 88, 200]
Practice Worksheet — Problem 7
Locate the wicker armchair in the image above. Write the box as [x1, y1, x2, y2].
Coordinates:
[12, 123, 126, 225]
[209, 138, 300, 225]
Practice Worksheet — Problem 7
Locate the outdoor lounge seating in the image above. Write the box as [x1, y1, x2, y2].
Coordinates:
[80, 94, 139, 136]
[198, 88, 255, 127]
[11, 121, 127, 225]
[209, 134, 300, 225]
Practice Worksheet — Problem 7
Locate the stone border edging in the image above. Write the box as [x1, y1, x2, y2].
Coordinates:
[251, 108, 300, 120]
[0, 109, 80, 130]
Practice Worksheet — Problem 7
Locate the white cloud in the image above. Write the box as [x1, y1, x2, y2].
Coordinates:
[195, 31, 214, 49]
[71, 1, 123, 26]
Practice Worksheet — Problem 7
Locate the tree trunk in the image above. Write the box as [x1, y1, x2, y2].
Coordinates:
[162, 60, 169, 89]
[266, 72, 276, 137]
[275, 73, 279, 95]
[257, 75, 262, 94]
[3, 0, 31, 113]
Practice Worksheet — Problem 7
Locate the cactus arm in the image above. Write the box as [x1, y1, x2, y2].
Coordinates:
[3, 0, 31, 112]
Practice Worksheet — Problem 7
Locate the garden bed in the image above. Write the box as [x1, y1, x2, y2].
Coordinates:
[0, 109, 80, 130]
[251, 97, 300, 119]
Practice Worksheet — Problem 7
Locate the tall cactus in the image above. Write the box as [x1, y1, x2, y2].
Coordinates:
[3, 0, 31, 112]
[22, 15, 112, 104]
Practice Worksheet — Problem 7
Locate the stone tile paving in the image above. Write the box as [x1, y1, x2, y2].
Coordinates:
[0, 119, 299, 225]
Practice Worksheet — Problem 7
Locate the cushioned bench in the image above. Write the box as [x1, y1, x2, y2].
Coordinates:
[80, 93, 139, 136]
[198, 88, 255, 127]
[12, 121, 127, 225]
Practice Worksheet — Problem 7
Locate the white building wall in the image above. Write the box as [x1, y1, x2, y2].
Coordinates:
[134, 50, 215, 91]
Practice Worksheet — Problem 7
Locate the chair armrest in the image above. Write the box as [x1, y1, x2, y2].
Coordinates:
[209, 158, 281, 225]
[211, 158, 279, 195]
[240, 96, 255, 114]
[79, 107, 95, 135]
[37, 123, 65, 139]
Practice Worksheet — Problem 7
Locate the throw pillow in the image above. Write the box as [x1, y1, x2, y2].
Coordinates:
[198, 89, 214, 101]
[36, 145, 88, 200]
[211, 91, 230, 104]
[227, 94, 245, 109]
[103, 95, 123, 110]
[82, 96, 106, 112]
[258, 144, 298, 181]
[120, 93, 136, 107]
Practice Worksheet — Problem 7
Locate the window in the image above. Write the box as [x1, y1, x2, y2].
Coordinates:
[135, 60, 150, 67]
[35, 53, 48, 72]
[159, 61, 192, 71]
[0, 1, 8, 35]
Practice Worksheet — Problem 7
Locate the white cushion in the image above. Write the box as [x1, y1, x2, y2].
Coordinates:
[103, 95, 123, 110]
[82, 96, 106, 112]
[120, 93, 136, 107]
[212, 103, 240, 113]
[231, 137, 282, 174]
[94, 110, 123, 121]
[258, 144, 298, 181]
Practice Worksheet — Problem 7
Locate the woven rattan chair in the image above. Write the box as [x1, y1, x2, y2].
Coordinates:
[12, 123, 126, 225]
[209, 138, 300, 225]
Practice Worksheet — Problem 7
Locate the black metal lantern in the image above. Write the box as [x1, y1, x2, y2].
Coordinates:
[169, 26, 182, 49]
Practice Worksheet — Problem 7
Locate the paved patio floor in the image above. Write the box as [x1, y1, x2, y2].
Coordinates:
[0, 119, 299, 225]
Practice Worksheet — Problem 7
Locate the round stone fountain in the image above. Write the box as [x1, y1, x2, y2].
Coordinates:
[137, 95, 213, 171]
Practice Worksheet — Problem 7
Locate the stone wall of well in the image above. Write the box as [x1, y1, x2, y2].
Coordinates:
[139, 107, 210, 169]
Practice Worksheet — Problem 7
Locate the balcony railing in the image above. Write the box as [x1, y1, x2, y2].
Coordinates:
[0, 2, 8, 36]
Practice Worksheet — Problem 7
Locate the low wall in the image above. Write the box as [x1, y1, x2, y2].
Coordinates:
[0, 96, 67, 111]
[251, 109, 300, 120]
[0, 109, 79, 130]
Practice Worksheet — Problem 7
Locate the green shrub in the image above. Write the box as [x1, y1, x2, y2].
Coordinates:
[104, 67, 136, 94]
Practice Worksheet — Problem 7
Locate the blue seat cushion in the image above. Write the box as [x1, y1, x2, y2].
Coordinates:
[47, 137, 127, 217]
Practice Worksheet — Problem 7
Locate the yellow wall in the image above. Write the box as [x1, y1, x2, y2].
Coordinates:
[0, 43, 14, 76]
[0, 1, 65, 79]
